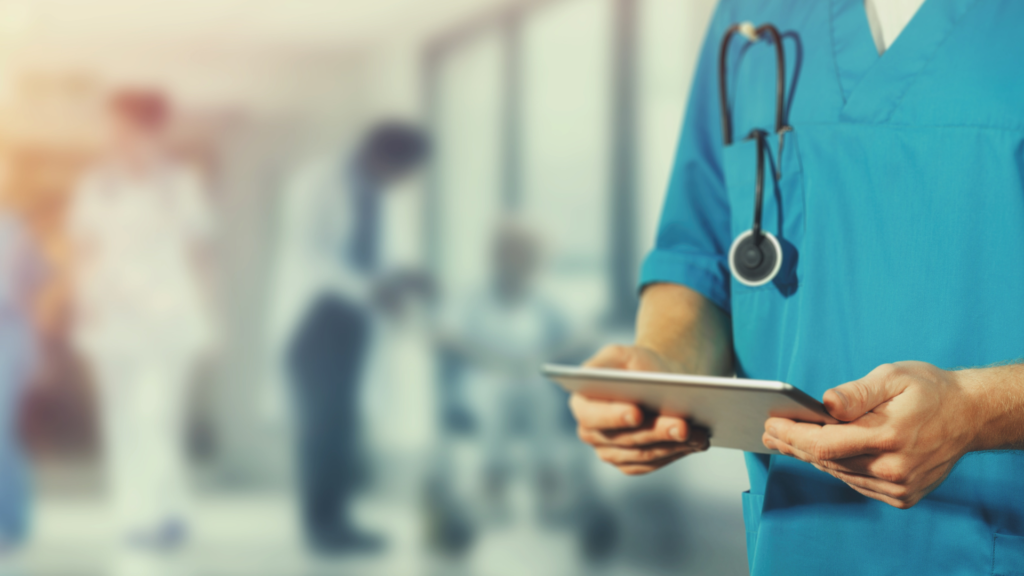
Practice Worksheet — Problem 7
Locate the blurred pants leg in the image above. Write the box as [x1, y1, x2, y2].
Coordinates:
[0, 354, 29, 545]
[94, 353, 192, 541]
[288, 295, 369, 540]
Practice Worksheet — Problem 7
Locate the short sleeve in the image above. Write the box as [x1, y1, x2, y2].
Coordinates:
[639, 0, 735, 313]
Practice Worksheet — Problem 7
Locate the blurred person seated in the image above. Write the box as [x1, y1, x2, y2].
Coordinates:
[269, 121, 428, 554]
[436, 220, 588, 522]
[430, 218, 619, 560]
[66, 89, 217, 552]
[0, 171, 45, 552]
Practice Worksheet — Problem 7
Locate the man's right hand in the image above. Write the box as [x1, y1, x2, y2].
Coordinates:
[569, 344, 710, 476]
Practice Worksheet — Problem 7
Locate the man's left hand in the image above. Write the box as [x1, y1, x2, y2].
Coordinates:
[762, 361, 982, 509]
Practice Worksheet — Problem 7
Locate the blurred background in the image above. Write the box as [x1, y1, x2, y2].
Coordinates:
[0, 0, 752, 574]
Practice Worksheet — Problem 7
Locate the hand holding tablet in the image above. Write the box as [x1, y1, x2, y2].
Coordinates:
[548, 363, 836, 455]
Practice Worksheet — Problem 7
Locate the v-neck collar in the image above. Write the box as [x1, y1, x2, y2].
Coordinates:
[829, 0, 979, 124]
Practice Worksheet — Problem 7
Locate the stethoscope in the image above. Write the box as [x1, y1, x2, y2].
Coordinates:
[719, 22, 791, 287]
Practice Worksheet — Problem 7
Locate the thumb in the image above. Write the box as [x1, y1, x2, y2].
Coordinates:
[823, 366, 906, 422]
[584, 345, 633, 370]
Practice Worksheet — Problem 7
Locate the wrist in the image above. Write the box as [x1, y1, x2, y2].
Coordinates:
[955, 365, 1024, 452]
[954, 368, 992, 453]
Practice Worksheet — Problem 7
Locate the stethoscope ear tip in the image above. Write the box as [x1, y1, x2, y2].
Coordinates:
[738, 22, 759, 42]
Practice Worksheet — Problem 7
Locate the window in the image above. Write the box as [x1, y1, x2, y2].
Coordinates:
[433, 32, 504, 299]
[520, 0, 612, 323]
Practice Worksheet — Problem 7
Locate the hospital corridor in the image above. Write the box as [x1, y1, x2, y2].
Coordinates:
[0, 0, 752, 574]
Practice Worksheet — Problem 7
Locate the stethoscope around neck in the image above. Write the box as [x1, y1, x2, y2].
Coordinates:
[719, 22, 792, 287]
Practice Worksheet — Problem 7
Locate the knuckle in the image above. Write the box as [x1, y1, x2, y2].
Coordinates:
[634, 447, 655, 462]
[568, 394, 585, 416]
[892, 498, 916, 510]
[881, 467, 909, 484]
[883, 363, 910, 382]
[624, 406, 643, 427]
[886, 483, 910, 499]
[880, 457, 911, 482]
[810, 441, 834, 462]
[874, 363, 898, 379]
[845, 380, 870, 407]
[822, 388, 842, 411]
[874, 430, 902, 452]
[606, 344, 628, 359]
[614, 434, 637, 447]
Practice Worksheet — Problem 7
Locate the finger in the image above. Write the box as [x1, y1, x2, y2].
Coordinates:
[843, 482, 915, 510]
[765, 417, 883, 461]
[810, 454, 883, 477]
[615, 452, 690, 476]
[764, 432, 870, 472]
[583, 414, 690, 446]
[595, 442, 697, 466]
[810, 463, 911, 502]
[570, 393, 643, 430]
[762, 434, 815, 463]
[764, 433, 926, 498]
[584, 419, 710, 450]
[771, 441, 915, 509]
[823, 364, 910, 422]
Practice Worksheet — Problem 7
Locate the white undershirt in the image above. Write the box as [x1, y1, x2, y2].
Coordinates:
[864, 0, 927, 54]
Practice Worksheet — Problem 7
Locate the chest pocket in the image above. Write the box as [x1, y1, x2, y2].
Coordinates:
[722, 130, 806, 297]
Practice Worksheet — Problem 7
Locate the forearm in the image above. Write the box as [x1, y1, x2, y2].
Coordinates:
[634, 283, 733, 376]
[960, 363, 1024, 451]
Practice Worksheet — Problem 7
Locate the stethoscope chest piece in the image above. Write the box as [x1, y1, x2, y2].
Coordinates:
[729, 229, 782, 287]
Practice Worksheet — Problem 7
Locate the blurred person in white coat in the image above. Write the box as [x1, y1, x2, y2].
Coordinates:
[268, 122, 428, 554]
[66, 90, 216, 551]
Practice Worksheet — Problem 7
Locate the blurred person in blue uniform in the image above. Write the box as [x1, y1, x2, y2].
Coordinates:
[270, 122, 428, 554]
[569, 1, 1024, 574]
[0, 175, 44, 551]
[67, 90, 216, 551]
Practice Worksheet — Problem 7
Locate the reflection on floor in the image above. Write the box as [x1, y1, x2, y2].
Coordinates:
[8, 449, 750, 576]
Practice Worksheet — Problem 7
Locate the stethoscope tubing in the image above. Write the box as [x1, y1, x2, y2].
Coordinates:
[718, 22, 787, 146]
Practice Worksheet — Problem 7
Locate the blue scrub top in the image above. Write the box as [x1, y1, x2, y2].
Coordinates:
[641, 0, 1024, 573]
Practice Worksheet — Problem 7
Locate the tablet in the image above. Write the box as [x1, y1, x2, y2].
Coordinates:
[544, 364, 838, 454]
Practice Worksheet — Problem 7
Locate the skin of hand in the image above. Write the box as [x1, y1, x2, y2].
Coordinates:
[570, 283, 733, 475]
[762, 361, 989, 509]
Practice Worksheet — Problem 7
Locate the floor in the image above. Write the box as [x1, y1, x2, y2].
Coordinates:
[4, 449, 751, 576]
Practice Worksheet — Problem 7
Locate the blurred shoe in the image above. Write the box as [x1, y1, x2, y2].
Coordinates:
[126, 518, 188, 553]
[423, 477, 476, 558]
[481, 468, 511, 524]
[309, 528, 385, 555]
[579, 505, 618, 562]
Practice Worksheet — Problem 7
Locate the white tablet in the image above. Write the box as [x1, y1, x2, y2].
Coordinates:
[544, 364, 837, 454]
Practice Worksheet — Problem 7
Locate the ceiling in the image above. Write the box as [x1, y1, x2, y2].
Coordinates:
[0, 0, 515, 61]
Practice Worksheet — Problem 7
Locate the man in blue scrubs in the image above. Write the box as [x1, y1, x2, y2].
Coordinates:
[569, 0, 1024, 573]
